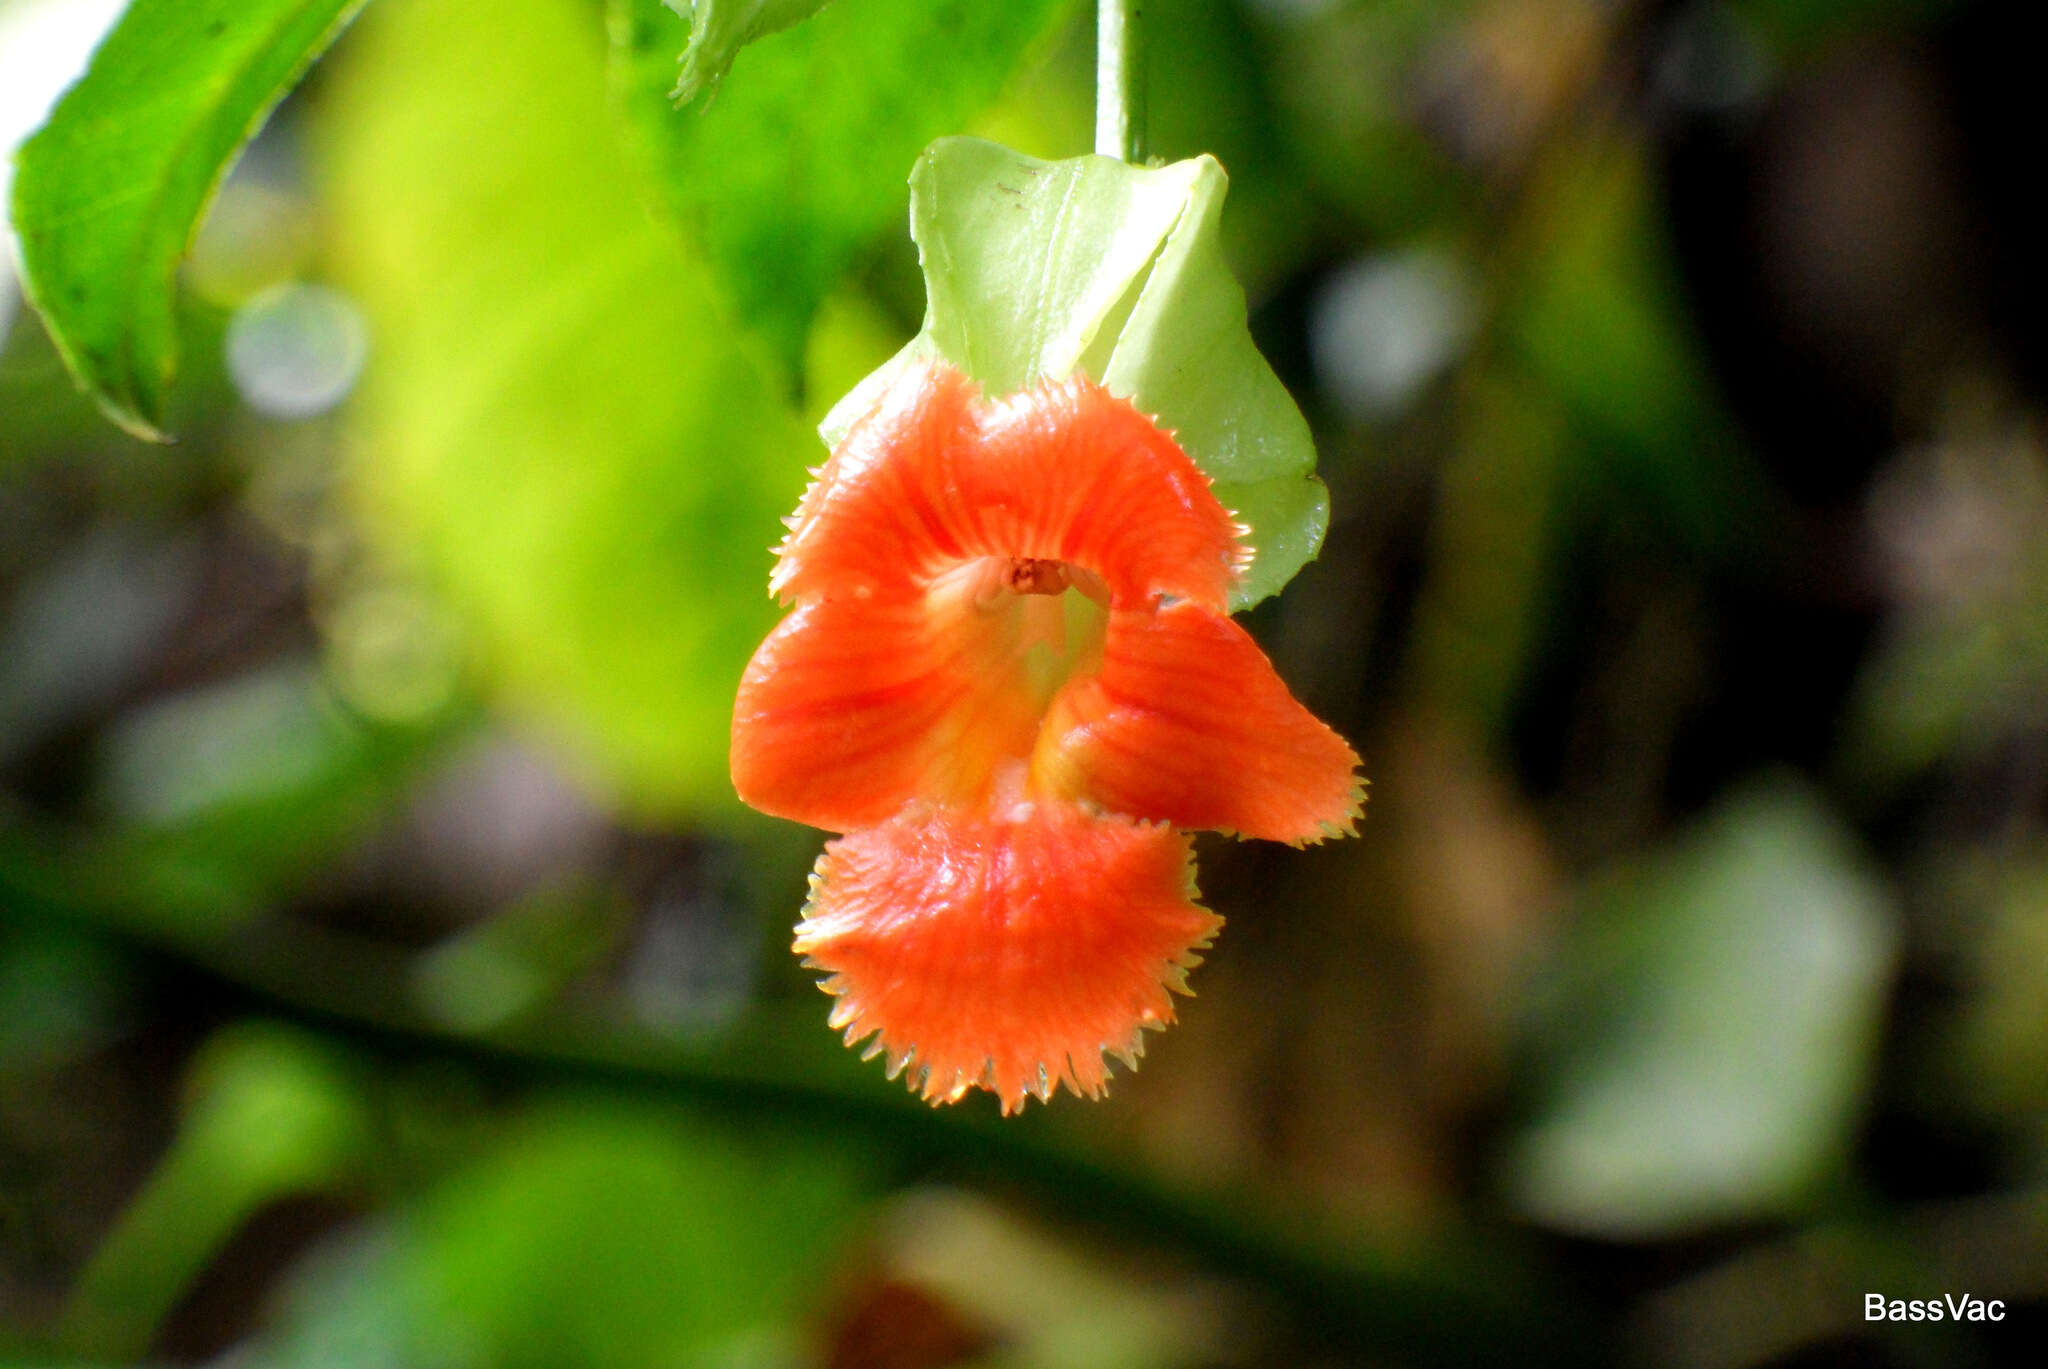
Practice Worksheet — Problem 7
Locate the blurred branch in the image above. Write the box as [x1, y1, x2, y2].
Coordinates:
[2, 837, 1602, 1368]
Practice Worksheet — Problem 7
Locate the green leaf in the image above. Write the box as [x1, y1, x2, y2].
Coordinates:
[0, 920, 133, 1072]
[611, 0, 1070, 371]
[1507, 780, 1900, 1238]
[318, 0, 812, 819]
[664, 0, 837, 105]
[236, 1099, 867, 1369]
[824, 136, 1328, 609]
[1731, 0, 1957, 56]
[59, 1024, 368, 1360]
[8, 0, 369, 441]
[1504, 140, 1773, 560]
[86, 663, 456, 933]
[399, 1104, 864, 1368]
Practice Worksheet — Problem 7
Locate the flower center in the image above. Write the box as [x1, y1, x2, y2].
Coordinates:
[1001, 556, 1071, 596]
[919, 554, 1112, 804]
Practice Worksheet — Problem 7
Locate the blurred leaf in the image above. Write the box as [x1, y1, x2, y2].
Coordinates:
[1408, 369, 1567, 738]
[1258, 0, 1477, 240]
[411, 1104, 861, 1366]
[320, 0, 815, 818]
[879, 1188, 1234, 1369]
[412, 881, 630, 1033]
[611, 0, 1070, 370]
[0, 920, 132, 1071]
[1506, 140, 1772, 560]
[1508, 779, 1898, 1239]
[0, 308, 124, 471]
[1840, 436, 2048, 790]
[99, 663, 357, 826]
[406, 1102, 862, 1369]
[1142, 0, 1320, 293]
[1842, 613, 2017, 787]
[0, 662, 453, 944]
[226, 1226, 411, 1369]
[58, 1023, 369, 1360]
[91, 663, 450, 933]
[800, 286, 909, 429]
[823, 137, 1328, 608]
[8, 0, 369, 441]
[1732, 0, 1958, 56]
[0, 526, 200, 772]
[1954, 851, 2048, 1127]
[665, 0, 836, 105]
[240, 1100, 867, 1369]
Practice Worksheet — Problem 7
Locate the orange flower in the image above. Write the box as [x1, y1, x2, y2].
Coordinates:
[732, 359, 1361, 1111]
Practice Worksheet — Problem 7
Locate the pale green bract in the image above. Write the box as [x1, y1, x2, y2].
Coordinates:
[824, 138, 1329, 610]
[665, 0, 836, 105]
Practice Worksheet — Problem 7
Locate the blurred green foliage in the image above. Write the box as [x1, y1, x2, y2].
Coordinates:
[319, 0, 811, 819]
[1509, 781, 1897, 1238]
[1502, 141, 1769, 563]
[666, 0, 838, 106]
[59, 1024, 370, 1360]
[613, 0, 1072, 371]
[6, 0, 2048, 1365]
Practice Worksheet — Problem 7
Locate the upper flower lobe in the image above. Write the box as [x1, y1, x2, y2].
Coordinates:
[731, 358, 1360, 1111]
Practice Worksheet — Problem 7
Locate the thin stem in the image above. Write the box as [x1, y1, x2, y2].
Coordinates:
[1095, 0, 1145, 162]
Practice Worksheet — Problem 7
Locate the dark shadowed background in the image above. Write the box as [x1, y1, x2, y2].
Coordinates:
[3, 0, 2046, 1365]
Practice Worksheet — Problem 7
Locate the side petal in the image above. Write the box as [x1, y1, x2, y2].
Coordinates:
[1035, 599, 1363, 843]
[795, 805, 1221, 1113]
[730, 592, 1044, 830]
[968, 375, 1247, 609]
[772, 359, 981, 602]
